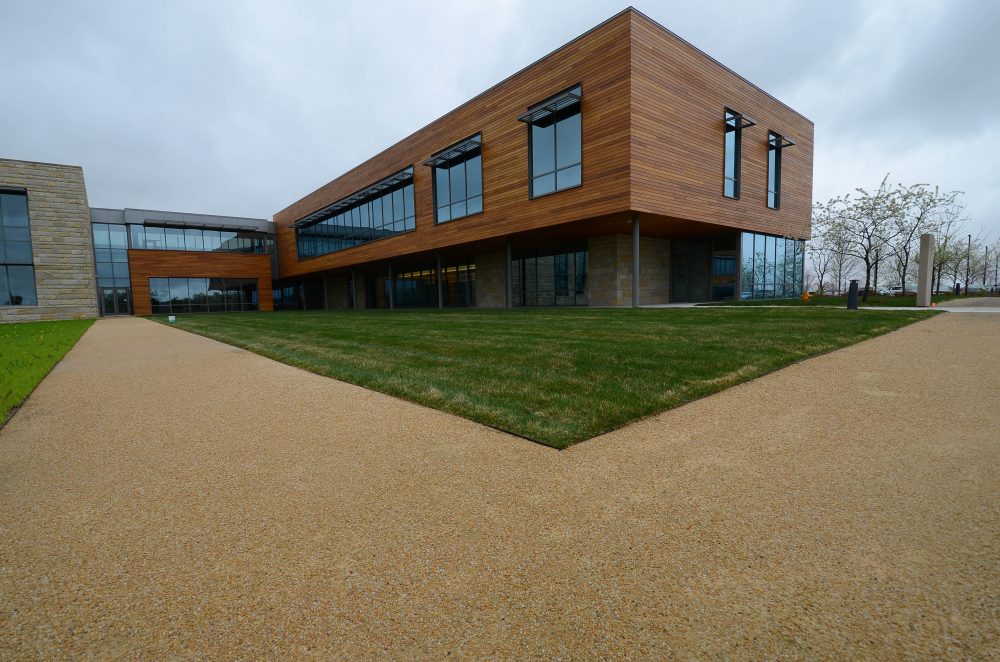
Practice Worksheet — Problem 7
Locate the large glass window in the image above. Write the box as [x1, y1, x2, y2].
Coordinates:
[739, 231, 805, 299]
[724, 108, 754, 199]
[430, 134, 483, 223]
[0, 191, 36, 306]
[521, 85, 582, 198]
[296, 168, 415, 259]
[129, 225, 272, 254]
[150, 277, 258, 313]
[91, 222, 132, 314]
[768, 131, 782, 209]
[512, 247, 587, 306]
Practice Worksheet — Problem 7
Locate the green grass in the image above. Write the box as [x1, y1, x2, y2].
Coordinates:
[154, 308, 932, 448]
[702, 293, 958, 307]
[1, 319, 94, 424]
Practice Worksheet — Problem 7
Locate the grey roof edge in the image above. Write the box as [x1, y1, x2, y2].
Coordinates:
[90, 207, 274, 234]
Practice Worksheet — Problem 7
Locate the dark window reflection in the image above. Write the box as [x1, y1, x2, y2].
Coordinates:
[526, 86, 582, 198]
[1, 191, 37, 306]
[512, 247, 587, 306]
[150, 277, 259, 313]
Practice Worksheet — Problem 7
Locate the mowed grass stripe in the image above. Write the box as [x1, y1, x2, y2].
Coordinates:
[154, 308, 932, 447]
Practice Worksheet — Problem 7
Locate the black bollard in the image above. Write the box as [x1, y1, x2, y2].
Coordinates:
[847, 279, 859, 310]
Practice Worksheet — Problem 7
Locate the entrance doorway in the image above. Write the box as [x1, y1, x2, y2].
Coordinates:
[100, 285, 131, 315]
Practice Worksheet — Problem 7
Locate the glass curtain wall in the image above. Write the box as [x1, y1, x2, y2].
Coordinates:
[150, 277, 258, 313]
[739, 232, 804, 299]
[91, 222, 131, 314]
[0, 191, 36, 306]
[130, 225, 272, 254]
[297, 172, 415, 259]
[378, 261, 476, 308]
[512, 248, 587, 306]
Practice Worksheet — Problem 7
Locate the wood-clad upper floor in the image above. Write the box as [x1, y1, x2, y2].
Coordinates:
[272, 8, 813, 280]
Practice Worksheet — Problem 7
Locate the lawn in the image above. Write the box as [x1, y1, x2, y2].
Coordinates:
[155, 308, 932, 448]
[1, 319, 94, 424]
[702, 293, 957, 307]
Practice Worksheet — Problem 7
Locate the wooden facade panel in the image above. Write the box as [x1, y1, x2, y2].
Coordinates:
[628, 11, 814, 239]
[272, 9, 814, 281]
[128, 250, 274, 315]
[273, 12, 634, 279]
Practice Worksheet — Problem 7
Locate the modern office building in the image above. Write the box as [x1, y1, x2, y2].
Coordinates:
[2, 8, 813, 322]
[0, 158, 99, 322]
[89, 208, 274, 316]
[0, 157, 274, 321]
[273, 8, 813, 309]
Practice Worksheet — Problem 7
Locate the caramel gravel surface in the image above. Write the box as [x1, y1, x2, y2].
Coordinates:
[1, 313, 997, 659]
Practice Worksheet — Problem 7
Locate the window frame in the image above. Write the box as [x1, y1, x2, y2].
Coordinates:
[524, 84, 583, 199]
[767, 130, 783, 210]
[723, 108, 745, 200]
[430, 133, 484, 224]
[0, 189, 37, 307]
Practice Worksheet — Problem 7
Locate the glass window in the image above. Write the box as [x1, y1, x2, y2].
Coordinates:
[512, 248, 587, 307]
[1, 192, 36, 306]
[203, 230, 222, 252]
[164, 227, 184, 250]
[109, 224, 128, 248]
[740, 232, 754, 299]
[184, 228, 204, 251]
[144, 226, 165, 250]
[129, 224, 145, 249]
[774, 236, 785, 298]
[768, 131, 783, 209]
[92, 223, 110, 248]
[724, 109, 743, 199]
[5, 265, 36, 305]
[296, 169, 414, 258]
[526, 86, 582, 198]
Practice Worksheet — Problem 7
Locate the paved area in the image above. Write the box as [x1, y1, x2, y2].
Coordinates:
[1, 313, 998, 659]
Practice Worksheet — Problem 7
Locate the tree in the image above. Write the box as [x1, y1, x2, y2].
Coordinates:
[808, 203, 836, 294]
[930, 200, 969, 293]
[891, 185, 957, 294]
[838, 175, 903, 302]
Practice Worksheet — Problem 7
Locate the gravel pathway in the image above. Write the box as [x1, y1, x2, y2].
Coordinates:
[1, 313, 997, 659]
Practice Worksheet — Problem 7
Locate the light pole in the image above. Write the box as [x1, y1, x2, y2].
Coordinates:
[964, 234, 971, 295]
[985, 246, 990, 289]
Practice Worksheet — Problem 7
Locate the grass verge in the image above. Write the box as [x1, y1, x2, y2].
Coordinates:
[1, 319, 94, 424]
[701, 294, 959, 307]
[154, 308, 933, 448]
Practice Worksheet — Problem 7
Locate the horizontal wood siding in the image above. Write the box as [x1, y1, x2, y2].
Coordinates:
[629, 11, 814, 240]
[128, 250, 274, 315]
[272, 12, 633, 279]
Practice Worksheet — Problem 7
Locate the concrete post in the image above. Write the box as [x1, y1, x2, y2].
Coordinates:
[506, 240, 513, 309]
[387, 263, 394, 310]
[916, 233, 935, 307]
[351, 268, 357, 310]
[437, 255, 444, 309]
[632, 214, 640, 308]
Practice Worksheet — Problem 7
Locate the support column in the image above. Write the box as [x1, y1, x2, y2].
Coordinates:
[505, 240, 513, 309]
[351, 268, 357, 310]
[322, 275, 329, 310]
[436, 255, 444, 309]
[916, 233, 935, 307]
[632, 214, 640, 308]
[387, 263, 394, 310]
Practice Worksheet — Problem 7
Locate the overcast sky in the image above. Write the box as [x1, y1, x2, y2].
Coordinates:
[3, 0, 998, 236]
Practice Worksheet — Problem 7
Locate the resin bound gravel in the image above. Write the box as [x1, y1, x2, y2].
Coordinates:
[1, 313, 997, 659]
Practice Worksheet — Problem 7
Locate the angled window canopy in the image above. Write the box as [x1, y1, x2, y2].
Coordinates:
[517, 85, 582, 124]
[293, 167, 414, 228]
[423, 134, 482, 168]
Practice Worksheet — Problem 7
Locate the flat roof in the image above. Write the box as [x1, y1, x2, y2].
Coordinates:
[90, 207, 273, 234]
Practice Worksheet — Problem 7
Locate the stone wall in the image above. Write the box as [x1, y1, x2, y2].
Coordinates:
[475, 250, 507, 307]
[587, 234, 670, 306]
[324, 273, 352, 309]
[0, 159, 98, 322]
